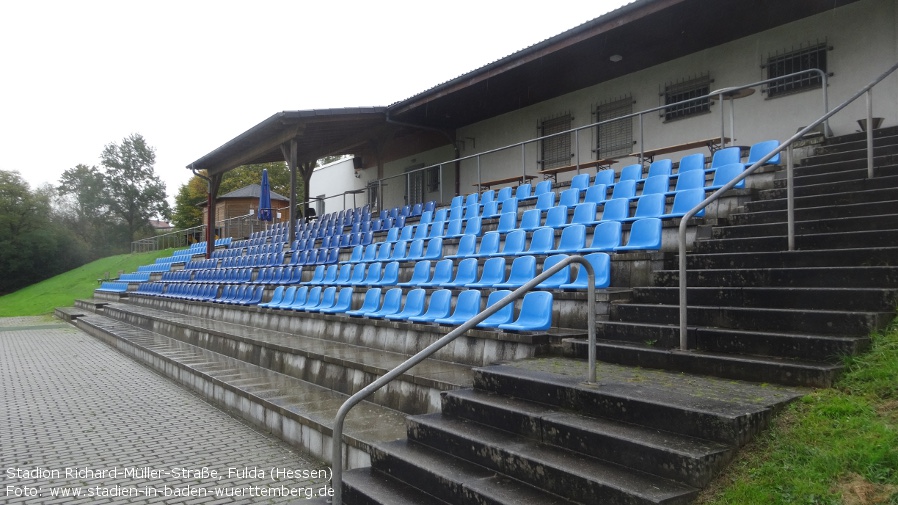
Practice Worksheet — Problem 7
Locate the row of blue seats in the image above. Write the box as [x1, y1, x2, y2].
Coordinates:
[118, 272, 151, 282]
[97, 281, 129, 293]
[259, 285, 552, 331]
[305, 251, 609, 290]
[218, 252, 286, 268]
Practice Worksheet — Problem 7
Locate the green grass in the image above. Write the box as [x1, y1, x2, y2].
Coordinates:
[698, 319, 898, 504]
[0, 249, 175, 316]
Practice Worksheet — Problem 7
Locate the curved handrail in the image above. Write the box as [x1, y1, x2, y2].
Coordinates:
[328, 254, 596, 504]
[677, 61, 898, 350]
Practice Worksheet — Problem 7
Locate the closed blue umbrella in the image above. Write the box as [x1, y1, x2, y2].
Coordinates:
[258, 169, 272, 222]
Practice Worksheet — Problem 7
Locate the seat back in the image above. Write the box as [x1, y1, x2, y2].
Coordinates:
[570, 173, 590, 192]
[404, 239, 424, 261]
[480, 189, 495, 206]
[427, 259, 454, 286]
[554, 224, 586, 253]
[674, 169, 706, 192]
[678, 153, 705, 173]
[545, 205, 569, 228]
[616, 218, 663, 251]
[609, 179, 636, 200]
[569, 202, 599, 226]
[369, 287, 402, 318]
[533, 180, 553, 196]
[476, 231, 501, 257]
[451, 234, 477, 258]
[482, 200, 500, 218]
[445, 218, 464, 237]
[538, 254, 571, 289]
[378, 261, 400, 286]
[477, 290, 515, 328]
[525, 227, 555, 255]
[348, 263, 368, 284]
[404, 260, 432, 285]
[711, 162, 747, 189]
[472, 257, 507, 287]
[515, 183, 532, 200]
[423, 237, 443, 260]
[559, 188, 580, 207]
[413, 223, 429, 240]
[391, 288, 426, 319]
[642, 174, 670, 195]
[441, 289, 482, 322]
[503, 255, 537, 287]
[465, 192, 479, 207]
[600, 197, 630, 221]
[565, 252, 611, 289]
[500, 229, 527, 256]
[520, 209, 542, 231]
[349, 287, 382, 315]
[362, 262, 383, 284]
[418, 289, 452, 321]
[496, 186, 513, 202]
[647, 159, 673, 178]
[501, 291, 553, 331]
[618, 164, 643, 183]
[747, 139, 781, 166]
[711, 146, 741, 168]
[632, 193, 666, 219]
[497, 212, 517, 234]
[594, 169, 614, 186]
[582, 184, 608, 205]
[463, 216, 482, 236]
[463, 202, 480, 220]
[535, 191, 556, 211]
[448, 257, 479, 286]
[668, 188, 706, 217]
[500, 197, 518, 215]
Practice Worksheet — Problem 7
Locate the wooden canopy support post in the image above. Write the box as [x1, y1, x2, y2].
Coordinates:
[281, 139, 299, 245]
[205, 173, 222, 259]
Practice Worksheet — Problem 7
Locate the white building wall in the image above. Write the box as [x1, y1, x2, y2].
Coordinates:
[309, 158, 371, 217]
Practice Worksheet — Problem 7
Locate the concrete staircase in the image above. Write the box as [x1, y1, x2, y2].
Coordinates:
[565, 126, 898, 387]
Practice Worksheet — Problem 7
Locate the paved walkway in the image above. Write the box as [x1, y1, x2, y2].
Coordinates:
[0, 316, 331, 504]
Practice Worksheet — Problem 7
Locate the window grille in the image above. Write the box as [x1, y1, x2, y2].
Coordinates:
[662, 74, 712, 121]
[765, 42, 829, 98]
[539, 113, 572, 170]
[405, 163, 426, 204]
[594, 96, 634, 159]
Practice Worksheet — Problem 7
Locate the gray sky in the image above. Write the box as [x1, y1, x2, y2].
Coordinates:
[1, 0, 630, 202]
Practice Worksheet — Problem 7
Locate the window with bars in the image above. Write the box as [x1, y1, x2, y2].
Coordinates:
[539, 113, 572, 170]
[765, 43, 829, 98]
[594, 96, 633, 159]
[662, 75, 712, 122]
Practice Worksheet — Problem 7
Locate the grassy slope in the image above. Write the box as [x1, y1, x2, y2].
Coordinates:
[1, 252, 896, 503]
[0, 249, 174, 316]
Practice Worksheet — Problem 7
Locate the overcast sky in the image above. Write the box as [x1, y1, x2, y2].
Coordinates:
[1, 0, 630, 202]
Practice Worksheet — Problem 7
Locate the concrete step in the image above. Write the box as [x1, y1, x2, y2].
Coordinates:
[441, 388, 734, 488]
[354, 439, 577, 505]
[609, 303, 890, 337]
[798, 144, 898, 169]
[595, 319, 867, 363]
[653, 265, 898, 289]
[675, 247, 898, 271]
[631, 285, 897, 312]
[731, 199, 898, 225]
[745, 186, 898, 214]
[472, 363, 802, 446]
[341, 467, 451, 505]
[777, 162, 898, 188]
[758, 173, 898, 201]
[711, 213, 898, 239]
[96, 302, 474, 414]
[406, 413, 698, 504]
[563, 339, 842, 388]
[692, 229, 898, 252]
[71, 313, 407, 468]
[811, 127, 898, 153]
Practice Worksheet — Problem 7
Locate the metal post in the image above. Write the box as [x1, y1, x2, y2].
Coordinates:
[575, 130, 581, 174]
[866, 89, 875, 179]
[521, 143, 526, 182]
[719, 92, 726, 147]
[477, 155, 482, 191]
[638, 113, 644, 164]
[439, 164, 443, 205]
[786, 144, 795, 251]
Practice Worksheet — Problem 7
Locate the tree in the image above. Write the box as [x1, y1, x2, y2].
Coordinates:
[100, 133, 170, 243]
[56, 164, 110, 245]
[171, 175, 207, 230]
[219, 162, 293, 197]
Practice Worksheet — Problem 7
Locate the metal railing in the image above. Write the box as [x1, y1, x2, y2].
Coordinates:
[676, 61, 898, 349]
[365, 69, 831, 212]
[328, 254, 597, 505]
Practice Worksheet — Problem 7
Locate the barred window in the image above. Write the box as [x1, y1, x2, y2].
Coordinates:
[594, 96, 633, 159]
[539, 113, 572, 170]
[663, 75, 712, 122]
[765, 43, 829, 98]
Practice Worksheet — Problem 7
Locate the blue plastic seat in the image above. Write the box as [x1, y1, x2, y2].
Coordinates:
[375, 261, 400, 286]
[594, 169, 614, 187]
[421, 259, 454, 287]
[359, 244, 378, 263]
[471, 231, 500, 258]
[306, 286, 338, 312]
[544, 205, 569, 228]
[413, 223, 430, 241]
[745, 139, 781, 167]
[428, 221, 446, 239]
[277, 285, 307, 309]
[622, 193, 666, 222]
[670, 169, 706, 194]
[521, 227, 555, 256]
[465, 192, 479, 207]
[708, 162, 748, 190]
[582, 184, 608, 206]
[463, 203, 480, 221]
[258, 286, 286, 308]
[476, 290, 515, 328]
[642, 174, 670, 195]
[537, 254, 571, 289]
[615, 218, 663, 252]
[402, 239, 422, 261]
[346, 288, 382, 317]
[318, 287, 355, 314]
[424, 200, 436, 213]
[307, 265, 326, 285]
[360, 262, 383, 285]
[434, 290, 483, 326]
[609, 179, 637, 200]
[481, 200, 500, 218]
[399, 260, 432, 287]
[600, 198, 630, 221]
[495, 255, 537, 288]
[444, 218, 464, 238]
[375, 242, 394, 262]
[535, 191, 556, 212]
[385, 288, 427, 321]
[411, 203, 424, 217]
[646, 159, 673, 179]
[493, 229, 526, 257]
[566, 202, 600, 227]
[449, 205, 463, 221]
[570, 173, 590, 192]
[346, 263, 368, 286]
[582, 221, 622, 252]
[550, 224, 586, 253]
[419, 211, 433, 225]
[533, 180, 553, 198]
[500, 197, 518, 216]
[422, 237, 443, 260]
[465, 257, 507, 288]
[433, 208, 449, 222]
[496, 212, 517, 234]
[559, 188, 580, 208]
[480, 189, 495, 206]
[515, 183, 532, 200]
[384, 227, 400, 243]
[498, 291, 553, 332]
[519, 209, 542, 231]
[559, 252, 611, 289]
[462, 216, 482, 237]
[450, 195, 464, 208]
[446, 234, 476, 259]
[677, 153, 705, 174]
[399, 225, 414, 242]
[407, 289, 453, 323]
[660, 188, 706, 219]
[334, 264, 353, 285]
[441, 257, 479, 287]
[494, 186, 512, 203]
[617, 164, 643, 185]
[710, 146, 741, 169]
[286, 265, 304, 284]
[364, 287, 403, 319]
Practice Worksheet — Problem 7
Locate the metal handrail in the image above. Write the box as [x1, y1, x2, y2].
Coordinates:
[677, 61, 898, 350]
[328, 254, 597, 504]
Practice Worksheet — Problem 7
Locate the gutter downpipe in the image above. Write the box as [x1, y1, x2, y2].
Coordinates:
[677, 61, 898, 350]
[191, 165, 214, 260]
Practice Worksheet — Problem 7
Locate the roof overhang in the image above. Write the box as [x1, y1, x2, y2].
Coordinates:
[188, 108, 389, 177]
